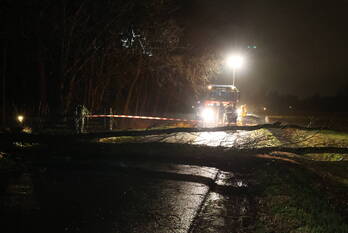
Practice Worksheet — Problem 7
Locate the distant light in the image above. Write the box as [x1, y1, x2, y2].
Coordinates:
[263, 107, 267, 111]
[22, 127, 32, 133]
[226, 55, 244, 69]
[208, 85, 212, 90]
[247, 45, 257, 49]
[17, 115, 24, 123]
[289, 106, 292, 109]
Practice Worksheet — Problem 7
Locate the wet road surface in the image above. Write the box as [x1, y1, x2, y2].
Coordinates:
[2, 159, 250, 233]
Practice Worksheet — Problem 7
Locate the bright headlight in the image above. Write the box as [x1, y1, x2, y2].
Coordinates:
[201, 108, 215, 123]
[236, 107, 242, 116]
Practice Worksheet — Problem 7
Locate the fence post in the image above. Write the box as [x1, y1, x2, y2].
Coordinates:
[109, 107, 113, 131]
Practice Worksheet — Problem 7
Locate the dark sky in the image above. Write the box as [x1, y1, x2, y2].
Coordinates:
[185, 0, 348, 97]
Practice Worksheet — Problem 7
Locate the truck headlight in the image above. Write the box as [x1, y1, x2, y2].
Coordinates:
[201, 108, 215, 123]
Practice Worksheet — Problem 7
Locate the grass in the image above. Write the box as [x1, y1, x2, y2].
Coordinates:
[255, 158, 348, 233]
[288, 129, 348, 147]
[305, 160, 348, 187]
[303, 153, 347, 161]
[321, 130, 348, 140]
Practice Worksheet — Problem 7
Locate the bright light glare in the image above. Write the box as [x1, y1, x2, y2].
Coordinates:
[201, 108, 215, 123]
[226, 55, 244, 69]
[236, 107, 242, 117]
[17, 115, 24, 123]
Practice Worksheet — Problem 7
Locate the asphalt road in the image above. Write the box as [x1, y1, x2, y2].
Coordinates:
[2, 158, 248, 233]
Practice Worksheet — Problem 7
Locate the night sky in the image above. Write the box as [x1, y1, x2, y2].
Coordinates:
[1, 0, 348, 117]
[185, 0, 348, 97]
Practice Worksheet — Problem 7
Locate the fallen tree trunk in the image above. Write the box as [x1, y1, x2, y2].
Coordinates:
[0, 122, 331, 144]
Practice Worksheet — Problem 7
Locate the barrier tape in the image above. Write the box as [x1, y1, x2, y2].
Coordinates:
[86, 114, 199, 122]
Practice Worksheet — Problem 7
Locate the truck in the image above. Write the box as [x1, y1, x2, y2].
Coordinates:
[196, 84, 240, 126]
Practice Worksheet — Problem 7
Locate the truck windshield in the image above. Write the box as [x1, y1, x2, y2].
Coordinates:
[208, 88, 237, 101]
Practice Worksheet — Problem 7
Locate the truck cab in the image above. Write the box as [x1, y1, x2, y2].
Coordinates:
[197, 84, 240, 125]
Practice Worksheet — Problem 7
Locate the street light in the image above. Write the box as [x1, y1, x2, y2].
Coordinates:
[225, 54, 244, 86]
[17, 115, 24, 123]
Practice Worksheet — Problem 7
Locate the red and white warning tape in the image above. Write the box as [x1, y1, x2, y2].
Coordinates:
[86, 114, 199, 122]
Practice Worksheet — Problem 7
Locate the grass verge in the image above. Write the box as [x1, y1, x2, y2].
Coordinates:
[255, 157, 348, 233]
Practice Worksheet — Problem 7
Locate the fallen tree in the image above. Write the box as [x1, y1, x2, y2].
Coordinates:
[0, 122, 328, 142]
